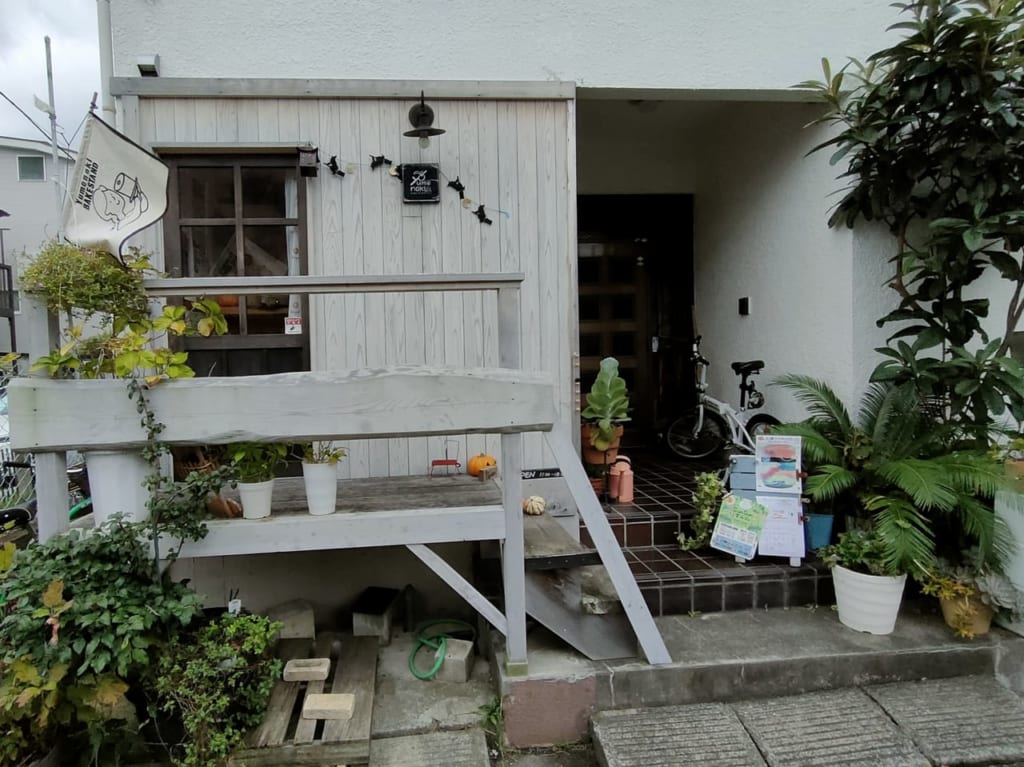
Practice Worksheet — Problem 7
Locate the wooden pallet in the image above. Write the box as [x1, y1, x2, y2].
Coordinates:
[229, 633, 378, 766]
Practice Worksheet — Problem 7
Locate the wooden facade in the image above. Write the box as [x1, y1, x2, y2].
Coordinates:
[119, 85, 577, 477]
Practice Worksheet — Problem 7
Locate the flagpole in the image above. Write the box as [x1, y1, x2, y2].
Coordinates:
[44, 36, 61, 237]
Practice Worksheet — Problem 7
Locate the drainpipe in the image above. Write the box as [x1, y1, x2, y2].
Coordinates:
[96, 0, 115, 123]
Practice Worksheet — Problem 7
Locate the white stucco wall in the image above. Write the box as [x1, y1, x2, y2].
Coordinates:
[692, 102, 855, 423]
[110, 0, 899, 93]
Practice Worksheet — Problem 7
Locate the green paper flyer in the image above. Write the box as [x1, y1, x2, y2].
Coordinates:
[710, 494, 770, 559]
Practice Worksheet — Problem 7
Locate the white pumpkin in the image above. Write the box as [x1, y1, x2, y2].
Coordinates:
[522, 495, 546, 516]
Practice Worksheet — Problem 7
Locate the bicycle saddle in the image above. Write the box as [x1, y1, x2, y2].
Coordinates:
[731, 360, 765, 375]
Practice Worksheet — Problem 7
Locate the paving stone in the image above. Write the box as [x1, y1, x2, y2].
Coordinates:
[282, 656, 330, 681]
[300, 692, 354, 720]
[733, 688, 928, 767]
[592, 704, 766, 766]
[866, 675, 1024, 765]
[369, 728, 490, 766]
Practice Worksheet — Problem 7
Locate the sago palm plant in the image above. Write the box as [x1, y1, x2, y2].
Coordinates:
[772, 375, 1006, 576]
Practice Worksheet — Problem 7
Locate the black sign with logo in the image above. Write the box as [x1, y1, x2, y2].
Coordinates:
[402, 163, 440, 203]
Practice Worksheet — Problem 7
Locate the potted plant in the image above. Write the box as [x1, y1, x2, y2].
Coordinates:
[229, 442, 288, 519]
[21, 240, 226, 525]
[821, 528, 907, 635]
[677, 471, 724, 551]
[153, 612, 282, 766]
[919, 550, 1024, 639]
[581, 356, 630, 464]
[584, 460, 609, 497]
[300, 441, 346, 516]
[772, 375, 1005, 575]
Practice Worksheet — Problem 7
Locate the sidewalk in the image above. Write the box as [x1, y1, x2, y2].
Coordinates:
[591, 675, 1024, 767]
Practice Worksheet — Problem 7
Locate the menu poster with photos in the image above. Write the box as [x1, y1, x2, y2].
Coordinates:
[755, 495, 806, 558]
[755, 435, 802, 494]
[710, 494, 770, 560]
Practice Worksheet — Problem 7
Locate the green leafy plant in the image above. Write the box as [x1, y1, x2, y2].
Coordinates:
[919, 549, 1024, 638]
[581, 357, 631, 451]
[154, 613, 282, 767]
[229, 442, 288, 483]
[798, 0, 1024, 441]
[820, 528, 895, 577]
[301, 441, 347, 464]
[773, 374, 1006, 575]
[678, 471, 724, 551]
[0, 519, 203, 765]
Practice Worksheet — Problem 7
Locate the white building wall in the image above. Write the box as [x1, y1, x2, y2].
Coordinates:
[110, 1, 899, 93]
[692, 102, 855, 423]
[0, 142, 74, 352]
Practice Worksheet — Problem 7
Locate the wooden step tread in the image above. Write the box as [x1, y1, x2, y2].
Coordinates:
[524, 513, 602, 571]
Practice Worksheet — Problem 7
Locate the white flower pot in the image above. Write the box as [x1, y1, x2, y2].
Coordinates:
[302, 462, 338, 516]
[85, 449, 152, 525]
[238, 479, 275, 520]
[832, 564, 907, 635]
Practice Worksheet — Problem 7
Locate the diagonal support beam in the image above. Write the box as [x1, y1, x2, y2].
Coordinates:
[406, 543, 509, 636]
[544, 429, 672, 665]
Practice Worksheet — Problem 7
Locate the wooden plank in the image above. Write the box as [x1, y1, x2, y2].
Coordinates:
[9, 367, 556, 451]
[169, 505, 505, 558]
[477, 100, 502, 462]
[501, 432, 527, 671]
[523, 513, 601, 571]
[407, 543, 508, 635]
[143, 272, 525, 297]
[321, 636, 377, 759]
[543, 430, 672, 665]
[245, 638, 310, 748]
[230, 741, 367, 767]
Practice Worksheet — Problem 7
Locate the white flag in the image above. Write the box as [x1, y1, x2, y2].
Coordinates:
[62, 113, 169, 256]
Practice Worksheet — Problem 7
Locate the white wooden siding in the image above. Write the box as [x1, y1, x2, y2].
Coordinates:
[134, 95, 573, 477]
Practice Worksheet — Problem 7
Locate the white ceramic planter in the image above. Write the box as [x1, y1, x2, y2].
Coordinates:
[302, 462, 338, 516]
[85, 449, 152, 525]
[238, 479, 275, 520]
[832, 564, 907, 635]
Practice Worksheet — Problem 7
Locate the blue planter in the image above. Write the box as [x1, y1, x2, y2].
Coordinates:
[804, 513, 834, 551]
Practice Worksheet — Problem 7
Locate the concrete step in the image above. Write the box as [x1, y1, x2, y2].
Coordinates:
[370, 728, 490, 766]
[494, 604, 1024, 748]
[592, 676, 1024, 767]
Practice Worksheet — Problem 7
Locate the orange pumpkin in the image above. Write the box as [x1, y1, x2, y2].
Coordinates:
[467, 453, 497, 477]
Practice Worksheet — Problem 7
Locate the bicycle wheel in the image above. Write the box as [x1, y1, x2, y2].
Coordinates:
[746, 413, 780, 440]
[666, 408, 729, 459]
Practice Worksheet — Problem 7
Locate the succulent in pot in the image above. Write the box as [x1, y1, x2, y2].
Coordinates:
[581, 357, 630, 463]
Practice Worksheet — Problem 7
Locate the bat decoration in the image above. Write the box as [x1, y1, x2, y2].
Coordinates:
[325, 155, 345, 177]
[447, 176, 466, 199]
[474, 205, 492, 225]
[390, 164, 404, 179]
[370, 154, 392, 170]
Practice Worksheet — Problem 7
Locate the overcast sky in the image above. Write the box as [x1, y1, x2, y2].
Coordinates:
[0, 0, 101, 148]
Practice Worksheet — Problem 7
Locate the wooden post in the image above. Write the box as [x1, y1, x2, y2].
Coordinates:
[22, 294, 67, 542]
[501, 431, 526, 674]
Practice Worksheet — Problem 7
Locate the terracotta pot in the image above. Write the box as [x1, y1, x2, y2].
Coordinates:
[581, 423, 624, 464]
[589, 475, 606, 496]
[939, 594, 994, 638]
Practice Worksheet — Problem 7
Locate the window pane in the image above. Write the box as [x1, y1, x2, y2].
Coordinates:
[180, 226, 237, 276]
[18, 156, 44, 181]
[242, 168, 292, 218]
[179, 168, 234, 218]
[243, 225, 291, 335]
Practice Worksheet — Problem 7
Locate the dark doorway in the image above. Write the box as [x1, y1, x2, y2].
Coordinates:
[578, 194, 695, 448]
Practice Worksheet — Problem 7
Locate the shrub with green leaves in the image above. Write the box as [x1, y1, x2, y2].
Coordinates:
[800, 0, 1024, 440]
[0, 519, 202, 764]
[155, 613, 282, 767]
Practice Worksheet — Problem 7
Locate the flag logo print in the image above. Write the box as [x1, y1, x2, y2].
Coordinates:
[63, 113, 169, 255]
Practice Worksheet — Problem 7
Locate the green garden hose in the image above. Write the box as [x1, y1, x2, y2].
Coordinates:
[408, 619, 477, 680]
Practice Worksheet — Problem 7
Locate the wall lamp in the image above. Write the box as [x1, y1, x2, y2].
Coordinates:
[404, 91, 445, 149]
[297, 144, 320, 177]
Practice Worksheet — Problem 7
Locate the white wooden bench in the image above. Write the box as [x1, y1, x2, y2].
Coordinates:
[10, 274, 671, 671]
